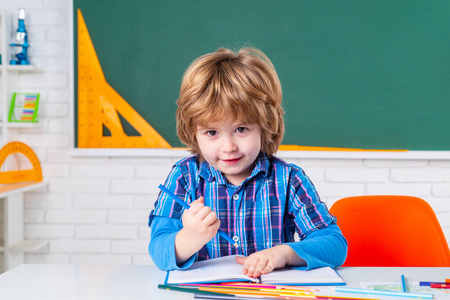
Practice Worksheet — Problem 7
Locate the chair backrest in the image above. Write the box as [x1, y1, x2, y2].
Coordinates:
[330, 195, 450, 267]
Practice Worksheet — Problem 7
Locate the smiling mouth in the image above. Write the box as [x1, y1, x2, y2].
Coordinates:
[222, 157, 242, 165]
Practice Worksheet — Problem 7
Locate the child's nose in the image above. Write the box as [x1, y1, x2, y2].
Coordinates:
[222, 137, 237, 152]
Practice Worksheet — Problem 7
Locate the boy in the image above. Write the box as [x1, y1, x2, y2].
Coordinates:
[148, 47, 347, 278]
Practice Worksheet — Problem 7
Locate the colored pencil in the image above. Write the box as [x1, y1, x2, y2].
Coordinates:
[196, 295, 273, 300]
[161, 284, 310, 299]
[197, 285, 374, 300]
[201, 286, 314, 295]
[181, 283, 317, 292]
[401, 275, 407, 292]
[430, 283, 450, 289]
[220, 282, 318, 291]
[194, 294, 313, 300]
[194, 293, 379, 300]
[158, 184, 240, 250]
[162, 283, 377, 300]
[158, 284, 233, 297]
[420, 281, 447, 286]
[331, 287, 434, 299]
[198, 286, 315, 297]
[446, 279, 450, 283]
[316, 297, 380, 300]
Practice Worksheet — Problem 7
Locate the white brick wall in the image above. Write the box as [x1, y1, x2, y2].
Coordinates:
[0, 0, 448, 268]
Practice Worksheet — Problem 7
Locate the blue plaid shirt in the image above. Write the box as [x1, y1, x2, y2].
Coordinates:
[149, 152, 340, 264]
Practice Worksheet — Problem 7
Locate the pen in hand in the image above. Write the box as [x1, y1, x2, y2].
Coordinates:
[158, 184, 241, 251]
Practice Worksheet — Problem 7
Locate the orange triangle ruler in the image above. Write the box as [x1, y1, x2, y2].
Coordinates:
[77, 9, 171, 148]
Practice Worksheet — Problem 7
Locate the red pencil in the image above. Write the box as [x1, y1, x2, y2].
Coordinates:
[316, 297, 380, 300]
[430, 283, 450, 289]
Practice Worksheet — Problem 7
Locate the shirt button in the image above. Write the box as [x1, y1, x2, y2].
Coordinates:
[233, 236, 240, 242]
[233, 194, 239, 200]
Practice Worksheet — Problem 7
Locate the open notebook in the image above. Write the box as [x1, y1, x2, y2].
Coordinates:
[165, 255, 345, 286]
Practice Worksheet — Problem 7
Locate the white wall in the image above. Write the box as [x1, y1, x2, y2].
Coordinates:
[0, 0, 449, 266]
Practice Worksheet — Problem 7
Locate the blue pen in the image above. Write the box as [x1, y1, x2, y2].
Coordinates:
[401, 274, 407, 292]
[158, 184, 241, 251]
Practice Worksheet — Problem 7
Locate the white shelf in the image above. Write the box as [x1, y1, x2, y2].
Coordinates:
[1, 10, 42, 146]
[3, 65, 42, 72]
[0, 65, 42, 72]
[0, 10, 45, 273]
[8, 239, 48, 252]
[0, 181, 47, 198]
[0, 122, 42, 128]
[0, 239, 48, 253]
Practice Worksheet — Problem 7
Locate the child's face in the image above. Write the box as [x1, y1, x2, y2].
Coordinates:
[195, 119, 262, 186]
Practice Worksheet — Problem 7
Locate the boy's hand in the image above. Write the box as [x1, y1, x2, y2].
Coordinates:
[182, 197, 220, 244]
[175, 197, 220, 264]
[235, 245, 305, 278]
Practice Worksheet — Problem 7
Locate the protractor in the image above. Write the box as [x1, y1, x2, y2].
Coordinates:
[0, 141, 43, 184]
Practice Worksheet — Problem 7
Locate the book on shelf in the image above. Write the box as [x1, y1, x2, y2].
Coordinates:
[164, 255, 345, 286]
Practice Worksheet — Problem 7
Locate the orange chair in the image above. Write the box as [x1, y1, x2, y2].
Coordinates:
[330, 195, 450, 267]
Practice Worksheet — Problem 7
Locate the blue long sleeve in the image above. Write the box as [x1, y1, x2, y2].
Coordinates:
[148, 216, 197, 271]
[149, 216, 347, 271]
[285, 224, 348, 270]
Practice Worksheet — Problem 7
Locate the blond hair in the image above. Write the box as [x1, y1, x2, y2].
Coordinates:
[176, 47, 284, 158]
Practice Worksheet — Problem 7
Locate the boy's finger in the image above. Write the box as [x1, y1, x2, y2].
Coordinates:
[193, 206, 214, 220]
[211, 218, 220, 230]
[260, 265, 273, 275]
[202, 211, 218, 225]
[189, 196, 204, 206]
[253, 260, 269, 277]
[187, 199, 205, 213]
[235, 255, 247, 265]
[246, 263, 258, 278]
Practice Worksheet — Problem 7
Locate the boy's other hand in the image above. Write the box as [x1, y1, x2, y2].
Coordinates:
[235, 245, 305, 278]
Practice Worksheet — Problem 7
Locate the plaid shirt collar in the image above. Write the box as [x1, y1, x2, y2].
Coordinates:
[198, 152, 270, 185]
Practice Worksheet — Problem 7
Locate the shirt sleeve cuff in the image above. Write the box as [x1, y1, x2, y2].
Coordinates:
[165, 231, 198, 270]
[149, 216, 198, 270]
[283, 224, 348, 270]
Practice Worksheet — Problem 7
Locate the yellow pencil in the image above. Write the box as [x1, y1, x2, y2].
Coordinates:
[199, 287, 316, 298]
[198, 285, 314, 295]
[221, 282, 318, 292]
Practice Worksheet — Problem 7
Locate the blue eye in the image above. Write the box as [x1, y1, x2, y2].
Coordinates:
[236, 127, 247, 133]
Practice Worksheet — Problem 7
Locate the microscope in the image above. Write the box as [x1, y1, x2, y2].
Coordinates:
[10, 8, 30, 65]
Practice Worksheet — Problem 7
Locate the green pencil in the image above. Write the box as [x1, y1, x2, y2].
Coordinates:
[158, 284, 236, 297]
[159, 284, 314, 299]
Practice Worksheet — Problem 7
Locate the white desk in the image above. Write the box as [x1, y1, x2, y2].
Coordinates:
[0, 264, 449, 300]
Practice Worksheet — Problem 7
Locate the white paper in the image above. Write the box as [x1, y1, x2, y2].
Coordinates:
[166, 255, 344, 285]
[261, 266, 344, 284]
[167, 255, 258, 284]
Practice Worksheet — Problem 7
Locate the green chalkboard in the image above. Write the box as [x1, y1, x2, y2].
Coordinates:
[74, 0, 450, 150]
